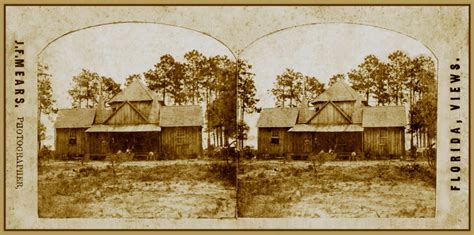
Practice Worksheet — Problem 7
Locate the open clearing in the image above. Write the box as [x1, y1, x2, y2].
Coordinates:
[237, 160, 435, 218]
[38, 160, 236, 218]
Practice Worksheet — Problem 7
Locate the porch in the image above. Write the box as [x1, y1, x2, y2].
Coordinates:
[288, 124, 363, 160]
[85, 124, 162, 160]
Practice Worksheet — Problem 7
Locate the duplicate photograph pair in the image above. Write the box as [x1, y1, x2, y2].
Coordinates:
[4, 5, 469, 230]
[38, 20, 436, 220]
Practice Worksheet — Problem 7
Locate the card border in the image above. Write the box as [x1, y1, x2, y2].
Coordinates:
[2, 3, 471, 231]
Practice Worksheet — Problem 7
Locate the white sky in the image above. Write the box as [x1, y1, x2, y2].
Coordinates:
[239, 24, 436, 147]
[39, 23, 235, 147]
[40, 23, 235, 109]
[39, 23, 436, 149]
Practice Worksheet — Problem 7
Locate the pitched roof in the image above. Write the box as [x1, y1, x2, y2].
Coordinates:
[56, 80, 205, 129]
[362, 106, 407, 127]
[312, 80, 364, 103]
[256, 108, 299, 128]
[109, 80, 154, 103]
[160, 105, 203, 127]
[54, 108, 96, 128]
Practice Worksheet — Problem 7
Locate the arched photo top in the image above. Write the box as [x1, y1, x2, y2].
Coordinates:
[38, 21, 236, 109]
[240, 22, 437, 61]
[38, 21, 236, 59]
[238, 22, 438, 109]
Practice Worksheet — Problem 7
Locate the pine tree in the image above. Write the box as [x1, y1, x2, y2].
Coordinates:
[68, 69, 121, 108]
[37, 63, 56, 150]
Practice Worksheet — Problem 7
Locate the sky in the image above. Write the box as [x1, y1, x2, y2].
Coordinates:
[238, 23, 436, 147]
[39, 22, 436, 149]
[40, 23, 235, 109]
[39, 23, 235, 147]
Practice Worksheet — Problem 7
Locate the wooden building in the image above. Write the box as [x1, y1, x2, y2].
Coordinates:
[54, 80, 203, 160]
[54, 108, 96, 159]
[257, 80, 406, 159]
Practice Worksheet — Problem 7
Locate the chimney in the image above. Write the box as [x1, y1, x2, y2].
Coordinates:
[97, 94, 106, 110]
[297, 96, 310, 124]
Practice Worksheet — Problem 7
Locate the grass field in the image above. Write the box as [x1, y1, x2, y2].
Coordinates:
[38, 160, 236, 218]
[237, 160, 436, 218]
[39, 159, 436, 218]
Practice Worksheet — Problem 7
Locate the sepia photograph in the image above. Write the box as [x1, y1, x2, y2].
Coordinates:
[37, 23, 238, 218]
[3, 5, 469, 230]
[237, 23, 437, 218]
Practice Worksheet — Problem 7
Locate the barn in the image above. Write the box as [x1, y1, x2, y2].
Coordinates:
[257, 80, 407, 160]
[54, 80, 203, 160]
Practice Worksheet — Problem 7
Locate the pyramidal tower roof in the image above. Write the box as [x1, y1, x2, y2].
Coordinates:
[109, 80, 154, 103]
[312, 80, 364, 103]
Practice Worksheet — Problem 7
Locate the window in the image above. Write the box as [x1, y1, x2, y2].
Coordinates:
[379, 128, 388, 153]
[176, 129, 186, 145]
[271, 131, 280, 145]
[380, 128, 388, 142]
[68, 129, 77, 145]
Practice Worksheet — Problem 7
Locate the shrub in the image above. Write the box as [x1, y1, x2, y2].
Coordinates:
[138, 172, 159, 182]
[77, 166, 102, 177]
[39, 145, 54, 161]
[398, 163, 436, 187]
[208, 161, 236, 186]
[307, 151, 334, 175]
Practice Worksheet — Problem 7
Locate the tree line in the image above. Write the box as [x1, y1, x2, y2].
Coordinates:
[38, 63, 56, 151]
[343, 51, 436, 153]
[39, 48, 436, 155]
[270, 68, 325, 108]
[270, 50, 437, 154]
[38, 50, 259, 149]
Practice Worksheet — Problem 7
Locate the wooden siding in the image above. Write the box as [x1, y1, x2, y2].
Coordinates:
[333, 101, 354, 118]
[129, 101, 152, 117]
[257, 128, 291, 156]
[88, 132, 111, 155]
[106, 102, 147, 124]
[162, 127, 202, 158]
[363, 127, 405, 156]
[55, 128, 88, 157]
[309, 103, 350, 125]
[109, 103, 120, 111]
[289, 132, 313, 154]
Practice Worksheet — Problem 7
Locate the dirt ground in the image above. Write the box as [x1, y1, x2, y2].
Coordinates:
[237, 160, 436, 218]
[38, 160, 236, 218]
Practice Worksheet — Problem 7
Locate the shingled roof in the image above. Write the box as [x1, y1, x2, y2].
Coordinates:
[362, 106, 407, 127]
[54, 108, 96, 128]
[256, 108, 299, 128]
[109, 80, 154, 103]
[56, 79, 203, 130]
[160, 105, 203, 127]
[312, 80, 364, 103]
